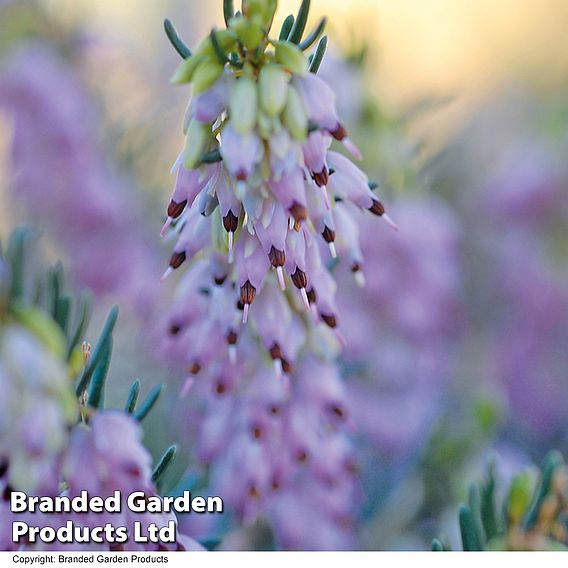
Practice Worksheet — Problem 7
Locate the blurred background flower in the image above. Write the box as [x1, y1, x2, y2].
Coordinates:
[1, 0, 568, 552]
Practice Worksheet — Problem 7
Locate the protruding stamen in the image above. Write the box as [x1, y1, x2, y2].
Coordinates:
[276, 266, 286, 290]
[321, 185, 331, 209]
[288, 216, 295, 231]
[335, 328, 347, 347]
[354, 270, 366, 287]
[228, 231, 234, 254]
[382, 212, 399, 231]
[180, 376, 195, 398]
[160, 267, 173, 281]
[160, 217, 173, 238]
[242, 303, 250, 323]
[228, 345, 237, 364]
[329, 242, 337, 258]
[273, 358, 283, 379]
[300, 287, 311, 311]
[342, 137, 362, 160]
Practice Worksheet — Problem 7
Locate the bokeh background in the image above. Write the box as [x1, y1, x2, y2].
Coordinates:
[1, 0, 568, 550]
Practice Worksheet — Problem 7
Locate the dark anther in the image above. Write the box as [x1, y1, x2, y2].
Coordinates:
[368, 198, 386, 216]
[240, 280, 256, 305]
[321, 313, 337, 328]
[322, 226, 335, 243]
[291, 267, 308, 290]
[281, 359, 292, 374]
[330, 404, 346, 419]
[330, 123, 347, 141]
[227, 330, 238, 345]
[169, 323, 181, 335]
[215, 382, 226, 395]
[269, 343, 283, 360]
[351, 263, 361, 273]
[189, 362, 201, 375]
[169, 250, 186, 269]
[289, 202, 307, 223]
[252, 425, 263, 440]
[268, 246, 285, 268]
[223, 210, 239, 233]
[214, 275, 227, 286]
[307, 287, 317, 304]
[167, 199, 187, 219]
[248, 485, 260, 498]
[312, 167, 329, 187]
[296, 450, 308, 463]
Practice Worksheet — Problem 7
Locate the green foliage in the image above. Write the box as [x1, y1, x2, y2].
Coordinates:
[434, 452, 568, 551]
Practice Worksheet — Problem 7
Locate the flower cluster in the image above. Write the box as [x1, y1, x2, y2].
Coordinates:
[431, 93, 568, 439]
[0, 44, 160, 309]
[336, 195, 463, 458]
[0, 240, 201, 551]
[160, 0, 397, 373]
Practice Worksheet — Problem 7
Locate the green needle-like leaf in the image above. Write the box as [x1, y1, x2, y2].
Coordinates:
[223, 0, 234, 27]
[124, 379, 141, 414]
[7, 229, 29, 302]
[431, 539, 445, 551]
[288, 0, 310, 44]
[308, 35, 327, 74]
[67, 290, 92, 360]
[481, 461, 500, 540]
[87, 336, 113, 409]
[210, 29, 229, 64]
[523, 450, 563, 530]
[468, 484, 487, 549]
[164, 19, 192, 59]
[459, 505, 483, 551]
[152, 445, 178, 489]
[279, 14, 295, 40]
[134, 384, 163, 422]
[298, 17, 326, 50]
[55, 294, 71, 335]
[199, 538, 222, 551]
[76, 305, 119, 396]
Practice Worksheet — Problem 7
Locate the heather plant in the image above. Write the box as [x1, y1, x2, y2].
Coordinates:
[434, 451, 568, 551]
[157, 0, 402, 549]
[0, 230, 202, 551]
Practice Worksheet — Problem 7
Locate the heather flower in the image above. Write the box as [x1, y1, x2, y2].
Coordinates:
[336, 195, 463, 456]
[50, 411, 204, 552]
[0, 45, 161, 308]
[175, 353, 358, 550]
[0, 322, 76, 494]
[160, 0, 397, 370]
[430, 92, 568, 439]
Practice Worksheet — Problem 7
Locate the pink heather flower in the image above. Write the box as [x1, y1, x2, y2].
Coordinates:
[0, 45, 161, 309]
[337, 195, 463, 456]
[0, 324, 76, 494]
[431, 92, 568, 438]
[159, 1, 400, 549]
